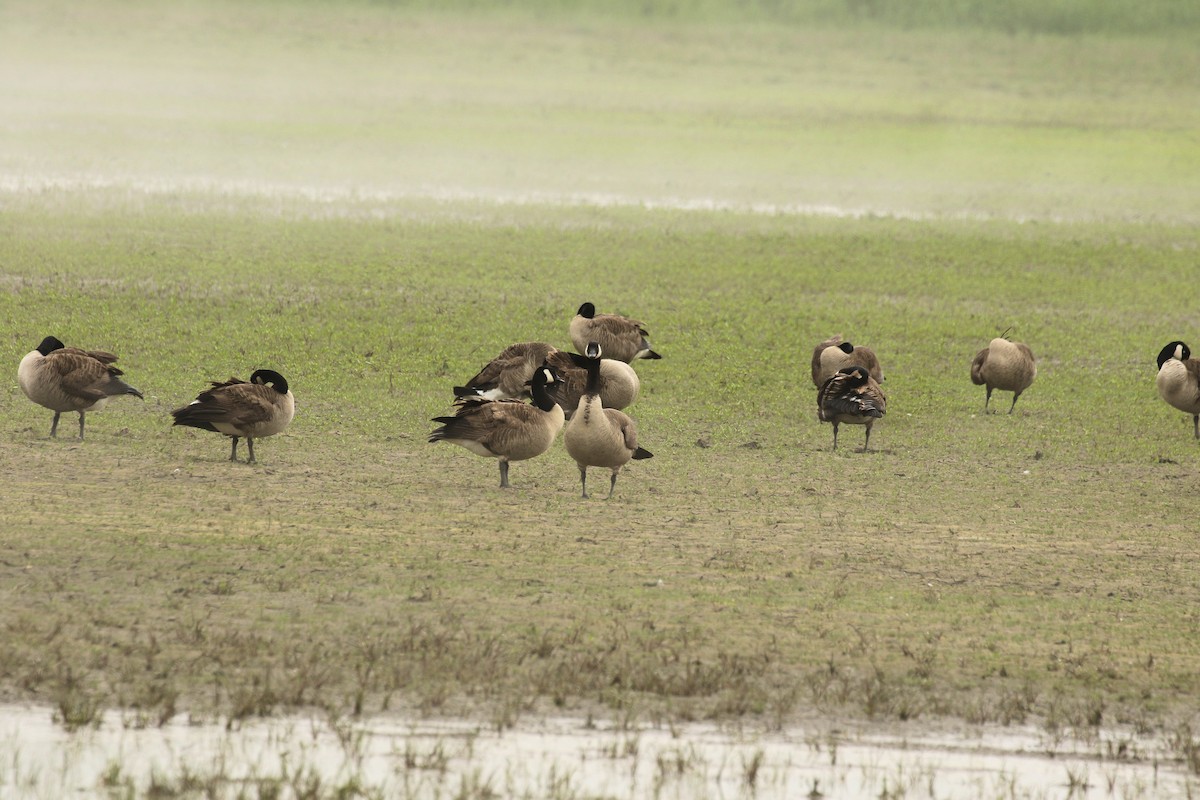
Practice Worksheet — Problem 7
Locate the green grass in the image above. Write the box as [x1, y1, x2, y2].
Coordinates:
[1, 0, 1199, 754]
[2, 199, 1200, 738]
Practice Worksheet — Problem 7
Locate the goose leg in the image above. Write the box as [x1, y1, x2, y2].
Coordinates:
[246, 438, 257, 464]
[831, 421, 840, 450]
[1008, 392, 1021, 414]
[607, 469, 618, 499]
[984, 386, 994, 413]
[77, 411, 86, 440]
[49, 411, 61, 438]
[579, 464, 589, 498]
[1193, 414, 1199, 439]
[229, 437, 240, 462]
[499, 459, 511, 488]
[863, 422, 872, 452]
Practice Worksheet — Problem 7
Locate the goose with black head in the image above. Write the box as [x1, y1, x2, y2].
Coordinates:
[171, 369, 295, 463]
[18, 335, 144, 439]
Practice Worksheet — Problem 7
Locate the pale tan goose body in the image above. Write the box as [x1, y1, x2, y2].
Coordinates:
[1156, 341, 1200, 438]
[971, 337, 1036, 413]
[172, 369, 295, 463]
[811, 334, 884, 389]
[17, 335, 144, 439]
[817, 365, 887, 451]
[569, 302, 661, 363]
[563, 342, 652, 498]
[431, 365, 565, 488]
[544, 352, 640, 419]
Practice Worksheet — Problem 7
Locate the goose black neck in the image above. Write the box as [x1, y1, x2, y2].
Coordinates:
[530, 374, 558, 413]
[583, 355, 602, 396]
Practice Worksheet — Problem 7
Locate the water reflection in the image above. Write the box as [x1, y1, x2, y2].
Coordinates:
[1, 703, 1194, 798]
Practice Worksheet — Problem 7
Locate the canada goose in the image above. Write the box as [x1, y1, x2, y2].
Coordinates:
[430, 363, 565, 488]
[971, 336, 1036, 413]
[569, 302, 661, 363]
[817, 365, 887, 451]
[454, 342, 639, 413]
[811, 334, 884, 389]
[17, 335, 144, 439]
[563, 342, 652, 498]
[454, 341, 559, 401]
[171, 369, 295, 463]
[544, 351, 639, 419]
[1155, 340, 1200, 438]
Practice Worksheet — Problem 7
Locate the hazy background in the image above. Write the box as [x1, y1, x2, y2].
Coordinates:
[2, 0, 1198, 222]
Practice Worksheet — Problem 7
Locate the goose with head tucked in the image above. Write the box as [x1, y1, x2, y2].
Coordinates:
[431, 363, 565, 489]
[171, 369, 295, 463]
[569, 302, 661, 363]
[817, 365, 887, 451]
[811, 334, 883, 389]
[1155, 340, 1200, 438]
[453, 341, 559, 401]
[454, 342, 638, 414]
[563, 341, 652, 498]
[18, 335, 144, 439]
[971, 335, 1036, 414]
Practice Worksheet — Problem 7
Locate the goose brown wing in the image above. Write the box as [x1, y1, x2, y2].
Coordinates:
[435, 398, 539, 449]
[46, 351, 118, 402]
[463, 343, 557, 390]
[191, 382, 280, 427]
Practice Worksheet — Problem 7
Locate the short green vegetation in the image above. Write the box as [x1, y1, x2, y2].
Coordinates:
[0, 0, 1198, 758]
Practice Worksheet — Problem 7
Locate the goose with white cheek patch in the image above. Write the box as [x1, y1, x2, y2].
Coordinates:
[18, 335, 144, 439]
[431, 364, 565, 489]
[454, 342, 638, 414]
[817, 365, 887, 451]
[1155, 340, 1200, 438]
[970, 335, 1036, 414]
[563, 341, 652, 498]
[569, 302, 661, 363]
[171, 369, 295, 463]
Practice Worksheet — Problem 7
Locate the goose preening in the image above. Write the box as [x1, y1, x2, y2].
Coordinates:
[817, 365, 887, 451]
[971, 336, 1036, 414]
[1155, 340, 1200, 438]
[563, 342, 652, 498]
[569, 302, 661, 363]
[171, 369, 295, 463]
[431, 363, 565, 488]
[454, 342, 639, 413]
[17, 335, 144, 439]
[454, 341, 559, 401]
[811, 334, 884, 389]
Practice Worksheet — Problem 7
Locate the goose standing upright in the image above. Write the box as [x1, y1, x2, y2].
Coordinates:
[171, 369, 295, 463]
[811, 334, 884, 389]
[971, 335, 1036, 413]
[1155, 340, 1200, 438]
[569, 302, 661, 363]
[563, 342, 652, 498]
[431, 363, 565, 488]
[18, 335, 144, 439]
[817, 365, 887, 451]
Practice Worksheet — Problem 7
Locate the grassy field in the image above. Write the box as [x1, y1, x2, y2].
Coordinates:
[2, 0, 1200, 765]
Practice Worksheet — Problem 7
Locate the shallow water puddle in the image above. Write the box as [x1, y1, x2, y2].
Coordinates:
[1, 703, 1194, 798]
